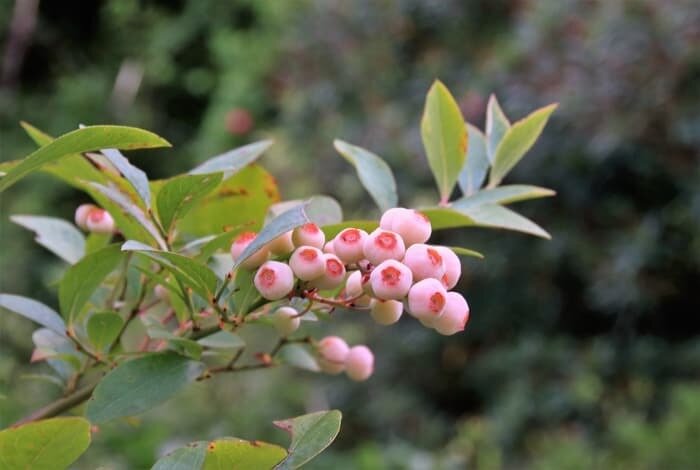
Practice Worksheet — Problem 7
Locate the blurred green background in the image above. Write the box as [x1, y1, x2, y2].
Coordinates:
[1, 1, 700, 468]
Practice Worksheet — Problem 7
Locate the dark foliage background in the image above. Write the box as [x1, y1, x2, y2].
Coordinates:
[1, 1, 699, 468]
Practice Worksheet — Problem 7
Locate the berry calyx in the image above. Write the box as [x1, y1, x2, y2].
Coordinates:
[369, 259, 413, 300]
[333, 228, 368, 264]
[362, 229, 406, 265]
[309, 254, 346, 290]
[85, 208, 115, 234]
[253, 261, 295, 300]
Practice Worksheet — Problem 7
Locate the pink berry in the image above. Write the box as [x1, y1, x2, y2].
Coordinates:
[154, 284, 169, 301]
[345, 345, 374, 381]
[390, 209, 431, 246]
[323, 241, 336, 254]
[379, 207, 411, 230]
[407, 278, 447, 321]
[433, 292, 470, 335]
[289, 246, 326, 281]
[74, 203, 97, 230]
[402, 244, 446, 281]
[292, 223, 325, 249]
[333, 228, 368, 264]
[309, 254, 346, 290]
[434, 246, 461, 289]
[362, 229, 405, 265]
[344, 270, 364, 298]
[369, 259, 413, 300]
[370, 299, 403, 325]
[85, 208, 115, 234]
[318, 336, 350, 374]
[272, 306, 301, 336]
[231, 232, 269, 270]
[267, 231, 294, 255]
[254, 261, 295, 300]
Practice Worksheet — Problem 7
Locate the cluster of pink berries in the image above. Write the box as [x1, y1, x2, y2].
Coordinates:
[74, 204, 115, 234]
[317, 336, 374, 381]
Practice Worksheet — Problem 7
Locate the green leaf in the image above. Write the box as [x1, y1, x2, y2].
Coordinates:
[278, 344, 320, 372]
[31, 328, 83, 379]
[274, 410, 342, 469]
[86, 352, 204, 423]
[85, 232, 112, 254]
[0, 417, 91, 470]
[0, 125, 170, 192]
[189, 228, 247, 261]
[457, 124, 489, 196]
[86, 312, 124, 352]
[321, 220, 378, 239]
[152, 441, 208, 470]
[420, 208, 475, 230]
[234, 203, 311, 270]
[90, 182, 167, 250]
[420, 80, 468, 202]
[122, 241, 219, 300]
[451, 185, 556, 209]
[449, 247, 485, 259]
[458, 203, 550, 239]
[197, 331, 245, 350]
[333, 139, 398, 212]
[489, 103, 558, 187]
[190, 140, 273, 176]
[101, 148, 152, 209]
[156, 173, 223, 234]
[0, 294, 66, 336]
[203, 438, 286, 470]
[231, 268, 259, 316]
[485, 94, 511, 162]
[269, 196, 343, 227]
[58, 244, 124, 322]
[10, 215, 85, 264]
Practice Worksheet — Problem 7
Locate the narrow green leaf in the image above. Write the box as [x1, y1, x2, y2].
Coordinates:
[152, 441, 208, 470]
[333, 139, 398, 212]
[451, 185, 556, 209]
[485, 94, 511, 162]
[122, 241, 219, 300]
[458, 203, 551, 239]
[420, 207, 475, 230]
[420, 80, 468, 202]
[197, 331, 245, 350]
[0, 125, 170, 192]
[449, 247, 485, 259]
[87, 312, 124, 352]
[11, 215, 85, 264]
[203, 438, 287, 470]
[101, 148, 152, 209]
[20, 120, 53, 145]
[0, 417, 91, 470]
[156, 173, 223, 234]
[0, 294, 66, 335]
[231, 268, 259, 316]
[278, 344, 320, 372]
[85, 232, 112, 254]
[489, 103, 558, 187]
[457, 124, 489, 196]
[274, 410, 342, 469]
[269, 196, 343, 227]
[58, 244, 124, 322]
[190, 140, 273, 176]
[86, 352, 204, 423]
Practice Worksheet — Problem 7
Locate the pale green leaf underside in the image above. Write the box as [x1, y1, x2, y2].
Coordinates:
[485, 94, 511, 162]
[457, 123, 489, 197]
[0, 294, 66, 335]
[452, 185, 556, 209]
[274, 410, 342, 469]
[11, 215, 85, 264]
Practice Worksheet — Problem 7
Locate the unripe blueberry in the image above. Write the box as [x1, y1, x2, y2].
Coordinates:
[231, 232, 269, 270]
[267, 231, 294, 255]
[292, 223, 325, 249]
[369, 259, 413, 300]
[434, 246, 461, 289]
[317, 335, 349, 374]
[433, 292, 470, 335]
[345, 345, 374, 381]
[362, 229, 405, 265]
[309, 254, 346, 290]
[370, 299, 403, 325]
[75, 203, 98, 230]
[272, 306, 301, 336]
[379, 207, 411, 230]
[402, 243, 446, 281]
[254, 261, 295, 300]
[154, 284, 169, 301]
[289, 246, 326, 281]
[85, 208, 115, 234]
[333, 228, 368, 264]
[390, 209, 431, 246]
[344, 270, 364, 298]
[407, 278, 447, 321]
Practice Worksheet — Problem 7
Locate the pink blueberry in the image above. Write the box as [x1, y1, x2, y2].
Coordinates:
[317, 336, 350, 374]
[75, 203, 98, 230]
[407, 278, 448, 321]
[154, 284, 170, 301]
[434, 246, 461, 289]
[231, 231, 269, 270]
[344, 270, 364, 298]
[402, 243, 446, 281]
[370, 299, 403, 325]
[333, 228, 368, 264]
[390, 209, 432, 246]
[362, 229, 406, 265]
[267, 231, 295, 255]
[292, 223, 325, 249]
[379, 207, 411, 230]
[309, 254, 346, 290]
[323, 241, 336, 254]
[369, 259, 413, 300]
[272, 306, 301, 336]
[432, 292, 470, 335]
[254, 261, 295, 300]
[345, 345, 374, 381]
[85, 208, 115, 234]
[289, 246, 326, 281]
